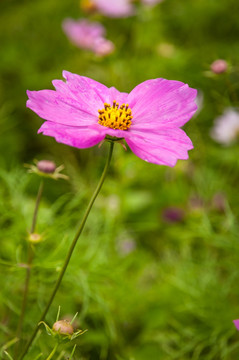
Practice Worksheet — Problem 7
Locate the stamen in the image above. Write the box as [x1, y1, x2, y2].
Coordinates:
[98, 100, 133, 130]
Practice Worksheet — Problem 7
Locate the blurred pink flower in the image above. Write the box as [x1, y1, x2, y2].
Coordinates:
[62, 18, 114, 56]
[93, 37, 115, 57]
[27, 71, 197, 166]
[91, 0, 134, 17]
[233, 320, 239, 331]
[210, 59, 228, 74]
[210, 108, 239, 145]
[161, 206, 185, 223]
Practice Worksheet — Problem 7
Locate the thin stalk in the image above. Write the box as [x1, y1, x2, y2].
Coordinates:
[15, 181, 44, 356]
[45, 343, 58, 360]
[19, 142, 114, 360]
[30, 181, 44, 234]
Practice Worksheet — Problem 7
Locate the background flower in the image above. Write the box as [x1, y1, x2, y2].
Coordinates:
[90, 0, 135, 17]
[161, 206, 185, 223]
[210, 59, 228, 74]
[210, 108, 239, 145]
[62, 18, 114, 56]
[93, 37, 115, 57]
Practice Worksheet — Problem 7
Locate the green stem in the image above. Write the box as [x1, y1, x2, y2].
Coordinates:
[15, 181, 44, 356]
[19, 142, 114, 360]
[30, 181, 44, 234]
[45, 343, 58, 360]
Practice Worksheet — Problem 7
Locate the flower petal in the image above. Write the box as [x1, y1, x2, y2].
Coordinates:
[124, 127, 193, 166]
[62, 72, 129, 107]
[93, 0, 135, 17]
[233, 320, 239, 331]
[27, 71, 128, 128]
[62, 71, 110, 110]
[62, 18, 106, 43]
[108, 87, 129, 105]
[27, 89, 97, 127]
[38, 121, 104, 149]
[128, 79, 197, 127]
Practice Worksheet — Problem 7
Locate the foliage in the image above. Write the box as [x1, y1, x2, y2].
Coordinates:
[1, 0, 239, 359]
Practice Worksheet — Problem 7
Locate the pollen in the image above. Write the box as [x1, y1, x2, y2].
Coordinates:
[98, 100, 133, 130]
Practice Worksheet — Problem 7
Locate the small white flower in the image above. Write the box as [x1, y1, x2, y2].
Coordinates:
[210, 108, 239, 145]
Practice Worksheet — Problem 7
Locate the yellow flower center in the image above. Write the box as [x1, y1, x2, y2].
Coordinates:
[98, 100, 133, 130]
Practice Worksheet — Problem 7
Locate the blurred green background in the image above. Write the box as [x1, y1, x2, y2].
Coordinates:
[1, 0, 239, 359]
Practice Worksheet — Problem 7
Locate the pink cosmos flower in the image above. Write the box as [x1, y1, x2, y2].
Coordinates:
[233, 320, 239, 331]
[62, 18, 114, 56]
[90, 0, 135, 18]
[26, 71, 197, 166]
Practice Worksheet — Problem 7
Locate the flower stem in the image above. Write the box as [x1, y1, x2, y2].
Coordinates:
[15, 181, 44, 356]
[19, 142, 114, 360]
[45, 343, 58, 360]
[30, 181, 44, 234]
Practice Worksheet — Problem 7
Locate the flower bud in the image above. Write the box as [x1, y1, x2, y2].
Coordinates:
[210, 59, 228, 74]
[52, 320, 74, 335]
[161, 206, 185, 223]
[37, 160, 56, 174]
[211, 192, 226, 213]
[28, 233, 42, 244]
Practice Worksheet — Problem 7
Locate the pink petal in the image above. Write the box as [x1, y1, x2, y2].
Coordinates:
[128, 79, 197, 127]
[233, 320, 239, 331]
[27, 89, 97, 127]
[93, 0, 135, 18]
[124, 127, 193, 166]
[93, 38, 115, 57]
[63, 18, 105, 41]
[108, 87, 129, 105]
[27, 71, 128, 128]
[62, 71, 110, 111]
[98, 127, 130, 139]
[61, 71, 128, 110]
[38, 121, 104, 149]
[62, 18, 116, 57]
